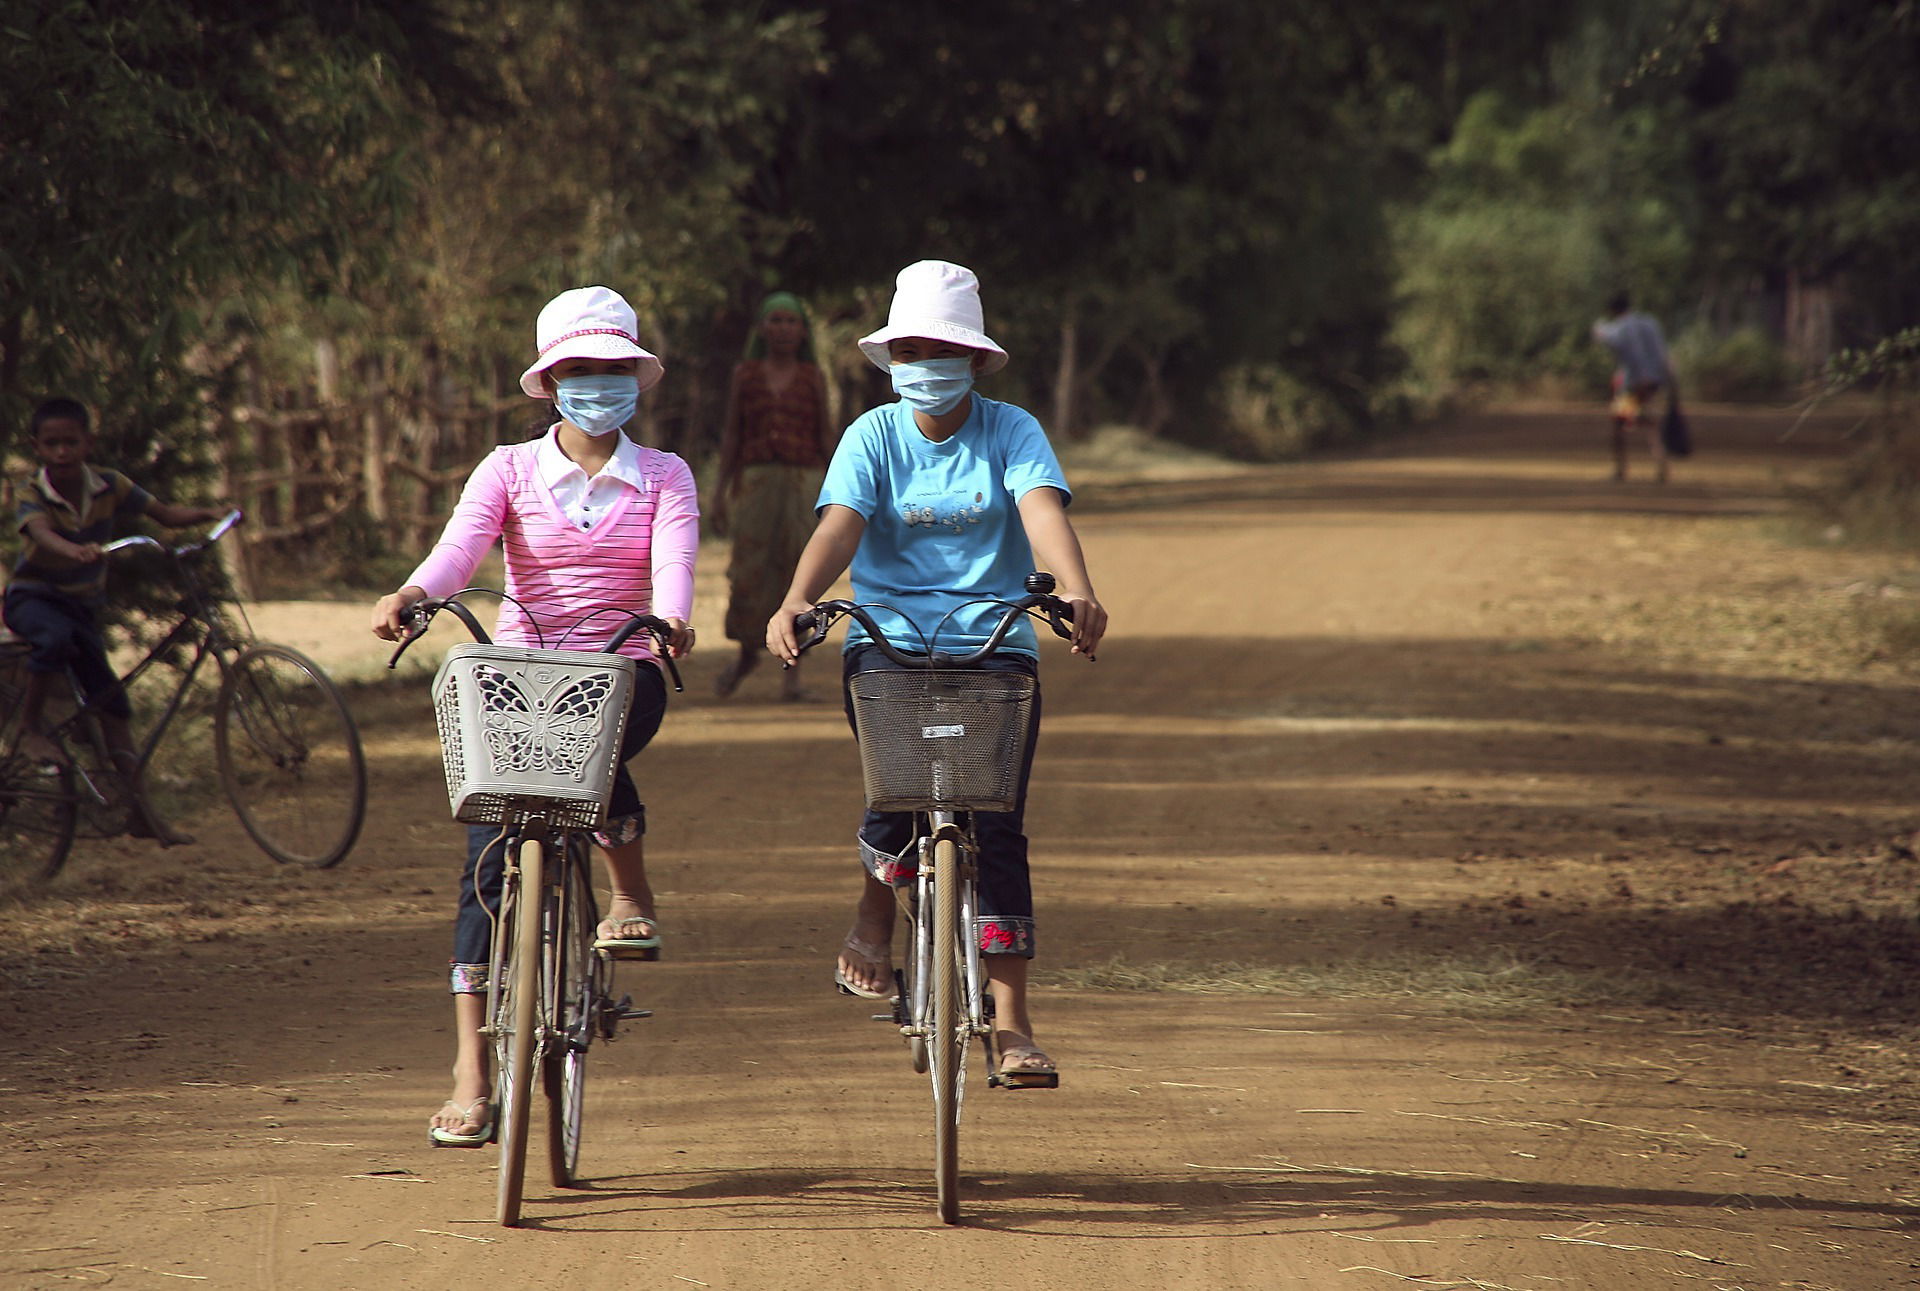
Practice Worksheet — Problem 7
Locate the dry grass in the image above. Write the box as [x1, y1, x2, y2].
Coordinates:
[1044, 951, 1627, 1017]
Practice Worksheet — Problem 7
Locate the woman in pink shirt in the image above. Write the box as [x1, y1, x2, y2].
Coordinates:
[371, 286, 698, 1147]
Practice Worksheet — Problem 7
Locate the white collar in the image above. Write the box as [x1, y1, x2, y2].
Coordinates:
[32, 464, 109, 511]
[534, 426, 648, 491]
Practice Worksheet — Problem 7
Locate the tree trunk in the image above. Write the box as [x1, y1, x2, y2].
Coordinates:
[1053, 305, 1080, 440]
[1784, 271, 1837, 373]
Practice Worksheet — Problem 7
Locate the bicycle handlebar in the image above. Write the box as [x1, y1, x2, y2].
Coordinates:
[102, 508, 244, 559]
[386, 592, 685, 692]
[792, 572, 1078, 669]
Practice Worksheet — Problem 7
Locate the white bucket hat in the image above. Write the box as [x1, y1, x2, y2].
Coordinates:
[856, 260, 1009, 375]
[519, 285, 665, 398]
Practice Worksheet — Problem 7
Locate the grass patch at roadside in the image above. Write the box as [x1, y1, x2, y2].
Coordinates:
[1044, 952, 1628, 1018]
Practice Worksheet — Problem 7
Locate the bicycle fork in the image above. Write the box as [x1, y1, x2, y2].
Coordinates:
[896, 813, 991, 1048]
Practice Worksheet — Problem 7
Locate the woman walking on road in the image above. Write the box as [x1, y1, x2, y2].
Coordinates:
[712, 291, 834, 701]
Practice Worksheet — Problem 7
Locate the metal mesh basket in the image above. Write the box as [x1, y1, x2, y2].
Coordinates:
[431, 643, 635, 828]
[847, 670, 1035, 812]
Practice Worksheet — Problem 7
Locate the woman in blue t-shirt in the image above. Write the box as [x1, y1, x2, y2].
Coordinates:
[767, 260, 1107, 1084]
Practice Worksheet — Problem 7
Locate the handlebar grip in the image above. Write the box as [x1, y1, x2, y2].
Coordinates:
[793, 609, 830, 653]
[386, 602, 432, 669]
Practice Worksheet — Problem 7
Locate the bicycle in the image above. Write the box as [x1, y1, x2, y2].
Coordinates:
[387, 590, 684, 1227]
[0, 511, 368, 881]
[792, 572, 1075, 1225]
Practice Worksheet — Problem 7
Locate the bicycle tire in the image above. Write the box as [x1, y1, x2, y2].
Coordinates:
[0, 753, 79, 884]
[495, 837, 543, 1226]
[545, 841, 596, 1187]
[214, 643, 367, 868]
[930, 835, 964, 1225]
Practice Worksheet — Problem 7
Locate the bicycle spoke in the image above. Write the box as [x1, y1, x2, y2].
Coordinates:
[545, 844, 597, 1188]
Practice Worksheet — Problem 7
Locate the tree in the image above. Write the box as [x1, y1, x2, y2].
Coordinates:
[0, 0, 482, 613]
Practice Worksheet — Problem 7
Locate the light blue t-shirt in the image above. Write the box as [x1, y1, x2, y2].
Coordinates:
[817, 395, 1071, 657]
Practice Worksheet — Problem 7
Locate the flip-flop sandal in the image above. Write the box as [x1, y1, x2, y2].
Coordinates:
[595, 915, 662, 960]
[428, 1097, 494, 1147]
[993, 1044, 1060, 1089]
[834, 934, 894, 999]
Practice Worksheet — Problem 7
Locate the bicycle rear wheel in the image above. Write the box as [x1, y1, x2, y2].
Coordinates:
[0, 752, 78, 884]
[930, 836, 965, 1225]
[494, 838, 543, 1227]
[215, 643, 367, 867]
[546, 840, 598, 1188]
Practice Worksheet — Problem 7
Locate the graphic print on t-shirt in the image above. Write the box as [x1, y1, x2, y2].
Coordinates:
[901, 490, 989, 534]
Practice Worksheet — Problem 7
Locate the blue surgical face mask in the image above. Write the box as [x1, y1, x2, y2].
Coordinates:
[552, 373, 639, 436]
[890, 357, 976, 416]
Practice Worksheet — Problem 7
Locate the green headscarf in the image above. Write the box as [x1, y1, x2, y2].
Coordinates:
[745, 290, 815, 362]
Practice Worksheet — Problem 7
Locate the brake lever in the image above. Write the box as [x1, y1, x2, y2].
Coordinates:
[386, 605, 433, 670]
[655, 628, 685, 692]
[1044, 597, 1092, 661]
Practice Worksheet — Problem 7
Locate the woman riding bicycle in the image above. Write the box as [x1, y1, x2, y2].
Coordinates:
[371, 286, 697, 1146]
[767, 259, 1106, 1084]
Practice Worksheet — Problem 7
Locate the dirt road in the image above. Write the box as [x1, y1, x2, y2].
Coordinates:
[5, 408, 1920, 1289]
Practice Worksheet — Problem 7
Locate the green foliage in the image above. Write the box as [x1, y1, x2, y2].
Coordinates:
[1791, 328, 1920, 549]
[1391, 87, 1692, 395]
[0, 0, 481, 620]
[1669, 326, 1792, 402]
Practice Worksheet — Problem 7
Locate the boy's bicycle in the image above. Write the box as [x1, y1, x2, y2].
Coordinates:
[792, 573, 1074, 1225]
[0, 512, 367, 881]
[388, 591, 683, 1227]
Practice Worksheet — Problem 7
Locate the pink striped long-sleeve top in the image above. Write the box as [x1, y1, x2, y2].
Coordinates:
[405, 432, 699, 663]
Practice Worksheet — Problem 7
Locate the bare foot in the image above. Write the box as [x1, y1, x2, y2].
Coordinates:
[428, 1095, 492, 1142]
[713, 650, 759, 698]
[594, 891, 660, 958]
[995, 1033, 1057, 1078]
[835, 930, 893, 997]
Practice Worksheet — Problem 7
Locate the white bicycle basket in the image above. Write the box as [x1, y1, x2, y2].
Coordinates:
[431, 643, 635, 828]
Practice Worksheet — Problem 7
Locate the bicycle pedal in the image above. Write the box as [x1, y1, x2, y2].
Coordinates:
[989, 1071, 1061, 1091]
[608, 993, 652, 1021]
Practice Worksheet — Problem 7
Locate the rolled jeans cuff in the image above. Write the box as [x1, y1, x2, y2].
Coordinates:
[593, 808, 646, 850]
[976, 916, 1035, 959]
[449, 962, 490, 995]
[860, 835, 919, 887]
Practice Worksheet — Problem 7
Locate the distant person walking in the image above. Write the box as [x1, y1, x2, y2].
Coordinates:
[712, 292, 834, 700]
[1592, 292, 1676, 483]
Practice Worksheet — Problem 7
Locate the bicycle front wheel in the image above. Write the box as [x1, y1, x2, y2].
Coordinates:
[495, 838, 543, 1226]
[0, 753, 78, 884]
[545, 839, 598, 1188]
[930, 836, 965, 1225]
[215, 643, 367, 868]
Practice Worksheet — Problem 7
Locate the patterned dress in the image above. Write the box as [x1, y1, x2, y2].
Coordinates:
[724, 359, 829, 642]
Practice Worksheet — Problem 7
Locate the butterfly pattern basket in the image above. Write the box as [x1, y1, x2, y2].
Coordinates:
[431, 644, 636, 829]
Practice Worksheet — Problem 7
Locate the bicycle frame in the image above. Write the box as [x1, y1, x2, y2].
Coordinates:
[796, 578, 1071, 1223]
[900, 816, 991, 1053]
[481, 818, 617, 1064]
[39, 512, 250, 780]
[392, 589, 678, 1224]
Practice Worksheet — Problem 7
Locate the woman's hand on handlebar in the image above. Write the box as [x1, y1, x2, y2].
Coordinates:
[765, 595, 819, 665]
[371, 585, 429, 642]
[1056, 589, 1107, 658]
[661, 617, 696, 658]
